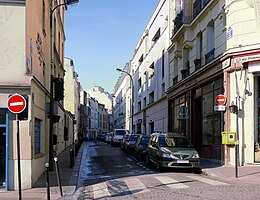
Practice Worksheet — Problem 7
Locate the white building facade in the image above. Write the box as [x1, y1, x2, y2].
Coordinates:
[130, 0, 171, 135]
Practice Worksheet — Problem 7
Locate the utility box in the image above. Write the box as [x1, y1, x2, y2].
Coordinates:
[221, 132, 236, 145]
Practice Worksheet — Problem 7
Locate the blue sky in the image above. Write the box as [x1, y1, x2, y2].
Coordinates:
[65, 0, 159, 94]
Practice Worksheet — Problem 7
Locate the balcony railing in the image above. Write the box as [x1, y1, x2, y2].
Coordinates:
[193, 0, 212, 19]
[193, 0, 202, 19]
[172, 75, 178, 86]
[173, 10, 193, 35]
[194, 58, 202, 71]
[181, 62, 190, 79]
[205, 48, 215, 64]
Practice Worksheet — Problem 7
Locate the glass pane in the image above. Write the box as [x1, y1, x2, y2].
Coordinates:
[0, 110, 6, 125]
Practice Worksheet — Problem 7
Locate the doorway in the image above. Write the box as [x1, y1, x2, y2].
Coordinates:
[0, 109, 8, 191]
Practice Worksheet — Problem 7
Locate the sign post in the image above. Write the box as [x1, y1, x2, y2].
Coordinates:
[7, 94, 27, 200]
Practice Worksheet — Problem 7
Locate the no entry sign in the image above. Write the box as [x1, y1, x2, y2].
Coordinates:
[216, 94, 226, 106]
[7, 94, 27, 114]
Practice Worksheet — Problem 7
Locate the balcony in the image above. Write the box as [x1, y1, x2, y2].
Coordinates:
[173, 10, 192, 35]
[172, 75, 178, 86]
[181, 62, 190, 79]
[193, 0, 212, 19]
[194, 59, 202, 71]
[205, 48, 215, 64]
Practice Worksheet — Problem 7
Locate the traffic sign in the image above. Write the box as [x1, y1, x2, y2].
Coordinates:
[7, 94, 27, 114]
[216, 94, 226, 106]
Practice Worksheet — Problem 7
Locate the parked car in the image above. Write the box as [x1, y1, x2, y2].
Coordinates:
[111, 129, 129, 146]
[125, 134, 140, 154]
[146, 132, 200, 170]
[134, 135, 150, 161]
[121, 133, 131, 151]
[105, 132, 113, 143]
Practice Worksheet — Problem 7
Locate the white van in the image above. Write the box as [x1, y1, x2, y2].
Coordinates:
[111, 129, 129, 146]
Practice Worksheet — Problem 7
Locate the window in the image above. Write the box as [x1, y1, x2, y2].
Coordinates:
[162, 49, 165, 78]
[138, 78, 142, 89]
[161, 83, 165, 97]
[42, 0, 46, 34]
[149, 91, 154, 104]
[206, 20, 214, 52]
[152, 28, 160, 42]
[138, 101, 141, 111]
[138, 54, 143, 66]
[35, 118, 42, 154]
[143, 97, 146, 107]
[149, 63, 154, 78]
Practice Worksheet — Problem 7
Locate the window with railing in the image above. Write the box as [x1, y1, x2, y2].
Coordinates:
[205, 48, 215, 64]
[173, 75, 178, 86]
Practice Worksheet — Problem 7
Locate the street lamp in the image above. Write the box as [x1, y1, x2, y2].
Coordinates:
[49, 0, 79, 170]
[116, 68, 134, 133]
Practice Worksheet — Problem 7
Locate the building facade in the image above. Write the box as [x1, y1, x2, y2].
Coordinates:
[130, 0, 170, 135]
[0, 0, 75, 191]
[64, 57, 81, 141]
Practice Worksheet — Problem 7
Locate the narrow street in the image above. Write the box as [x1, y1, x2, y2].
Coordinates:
[71, 141, 260, 200]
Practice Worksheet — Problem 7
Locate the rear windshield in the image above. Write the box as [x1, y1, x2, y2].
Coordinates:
[140, 137, 149, 145]
[115, 130, 128, 135]
[159, 136, 192, 148]
[129, 135, 140, 141]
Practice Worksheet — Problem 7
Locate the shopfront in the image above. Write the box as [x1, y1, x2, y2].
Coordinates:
[168, 77, 224, 161]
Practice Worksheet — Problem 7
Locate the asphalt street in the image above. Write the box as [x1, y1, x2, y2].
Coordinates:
[67, 141, 260, 200]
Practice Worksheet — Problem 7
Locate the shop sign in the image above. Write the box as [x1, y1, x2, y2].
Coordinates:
[234, 52, 260, 64]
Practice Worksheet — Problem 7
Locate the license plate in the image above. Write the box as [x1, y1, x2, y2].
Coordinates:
[176, 160, 189, 163]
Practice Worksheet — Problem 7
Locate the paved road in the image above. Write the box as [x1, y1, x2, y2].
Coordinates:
[70, 141, 260, 200]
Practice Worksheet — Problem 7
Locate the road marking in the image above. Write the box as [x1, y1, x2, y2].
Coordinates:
[155, 176, 189, 189]
[127, 157, 133, 161]
[92, 182, 111, 199]
[186, 176, 228, 185]
[124, 177, 150, 194]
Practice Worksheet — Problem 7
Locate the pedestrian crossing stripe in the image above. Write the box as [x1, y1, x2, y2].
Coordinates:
[155, 176, 189, 189]
[89, 175, 228, 199]
[92, 182, 110, 199]
[186, 175, 228, 185]
[124, 177, 150, 194]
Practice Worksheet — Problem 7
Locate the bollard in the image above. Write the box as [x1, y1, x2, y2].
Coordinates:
[45, 163, 50, 200]
[69, 148, 74, 168]
[54, 157, 63, 196]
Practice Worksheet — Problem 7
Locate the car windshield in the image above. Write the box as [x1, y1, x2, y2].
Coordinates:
[159, 136, 192, 148]
[140, 137, 149, 145]
[129, 135, 140, 141]
[115, 130, 128, 135]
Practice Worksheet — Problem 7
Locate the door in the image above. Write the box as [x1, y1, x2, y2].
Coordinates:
[0, 109, 7, 190]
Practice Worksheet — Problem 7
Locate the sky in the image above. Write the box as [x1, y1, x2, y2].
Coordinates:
[64, 0, 159, 94]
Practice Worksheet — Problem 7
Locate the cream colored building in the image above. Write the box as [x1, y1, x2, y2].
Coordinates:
[0, 0, 75, 191]
[64, 57, 81, 142]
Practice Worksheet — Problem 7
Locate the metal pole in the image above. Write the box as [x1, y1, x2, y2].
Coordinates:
[54, 157, 63, 196]
[16, 114, 22, 200]
[45, 163, 50, 200]
[235, 97, 239, 178]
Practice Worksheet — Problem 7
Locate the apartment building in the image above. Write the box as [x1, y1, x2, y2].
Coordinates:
[114, 63, 131, 130]
[0, 0, 76, 191]
[167, 0, 260, 165]
[87, 86, 113, 114]
[130, 0, 171, 135]
[64, 57, 81, 142]
[86, 94, 99, 139]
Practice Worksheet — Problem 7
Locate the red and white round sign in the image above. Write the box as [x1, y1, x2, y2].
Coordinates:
[7, 94, 26, 114]
[216, 94, 226, 106]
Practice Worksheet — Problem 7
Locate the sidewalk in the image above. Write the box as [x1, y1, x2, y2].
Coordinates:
[0, 143, 84, 200]
[201, 159, 260, 184]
